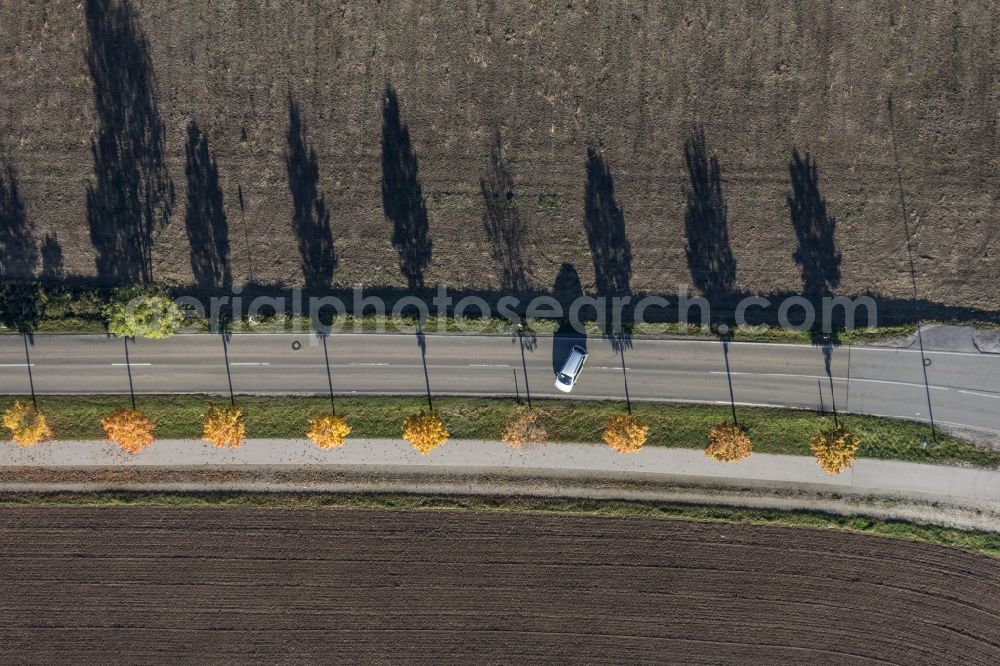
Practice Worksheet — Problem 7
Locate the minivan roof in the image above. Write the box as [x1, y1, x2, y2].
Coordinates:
[564, 347, 586, 373]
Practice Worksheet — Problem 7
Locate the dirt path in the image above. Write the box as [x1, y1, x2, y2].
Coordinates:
[0, 507, 997, 664]
[3, 438, 998, 508]
[4, 437, 1000, 531]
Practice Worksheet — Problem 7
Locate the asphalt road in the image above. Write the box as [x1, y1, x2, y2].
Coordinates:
[2, 333, 999, 435]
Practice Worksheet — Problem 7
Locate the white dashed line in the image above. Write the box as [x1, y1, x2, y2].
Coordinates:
[229, 362, 270, 366]
[0, 364, 33, 367]
[468, 364, 510, 368]
[958, 389, 1000, 400]
[112, 363, 151, 366]
[710, 370, 950, 391]
[849, 377, 949, 391]
[711, 370, 832, 380]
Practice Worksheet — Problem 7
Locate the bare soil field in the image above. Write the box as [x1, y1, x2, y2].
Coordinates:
[0, 506, 997, 664]
[1, 1, 999, 313]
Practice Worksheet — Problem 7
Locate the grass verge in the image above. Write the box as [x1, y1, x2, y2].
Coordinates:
[2, 394, 997, 467]
[0, 491, 996, 558]
[7, 313, 916, 343]
[3, 281, 995, 342]
[186, 315, 920, 345]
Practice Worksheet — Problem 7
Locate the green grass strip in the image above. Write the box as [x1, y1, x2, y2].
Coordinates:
[2, 394, 997, 467]
[0, 491, 996, 559]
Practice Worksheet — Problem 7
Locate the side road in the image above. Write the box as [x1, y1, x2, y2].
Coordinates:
[4, 438, 998, 515]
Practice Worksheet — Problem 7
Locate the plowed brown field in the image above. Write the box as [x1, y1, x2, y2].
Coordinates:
[1, 1, 999, 312]
[0, 507, 998, 664]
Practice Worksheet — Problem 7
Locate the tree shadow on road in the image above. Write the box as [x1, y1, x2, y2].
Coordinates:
[0, 165, 36, 278]
[84, 0, 173, 283]
[286, 94, 336, 292]
[481, 130, 530, 294]
[185, 121, 231, 290]
[684, 127, 736, 302]
[415, 327, 434, 411]
[382, 84, 431, 290]
[821, 343, 840, 424]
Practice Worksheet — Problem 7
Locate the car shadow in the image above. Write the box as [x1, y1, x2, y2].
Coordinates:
[551, 262, 588, 374]
[552, 321, 587, 375]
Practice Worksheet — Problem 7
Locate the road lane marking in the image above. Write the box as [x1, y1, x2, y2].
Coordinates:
[711, 370, 828, 380]
[710, 370, 951, 391]
[229, 362, 270, 366]
[828, 376, 951, 391]
[146, 331, 998, 359]
[111, 363, 151, 366]
[0, 364, 34, 367]
[934, 419, 1000, 435]
[642, 337, 999, 359]
[350, 362, 389, 367]
[959, 389, 1000, 400]
[468, 364, 510, 368]
[849, 346, 999, 359]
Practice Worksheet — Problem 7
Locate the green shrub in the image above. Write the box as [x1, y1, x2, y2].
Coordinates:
[104, 285, 183, 339]
[0, 283, 42, 332]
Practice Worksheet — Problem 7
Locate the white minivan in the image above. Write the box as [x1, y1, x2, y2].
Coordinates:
[554, 345, 588, 393]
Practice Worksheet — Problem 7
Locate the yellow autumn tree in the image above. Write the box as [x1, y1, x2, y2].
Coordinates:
[101, 408, 155, 454]
[500, 406, 548, 448]
[810, 427, 861, 475]
[2, 401, 52, 447]
[402, 410, 448, 455]
[705, 422, 753, 462]
[603, 414, 649, 454]
[307, 413, 352, 449]
[202, 405, 246, 449]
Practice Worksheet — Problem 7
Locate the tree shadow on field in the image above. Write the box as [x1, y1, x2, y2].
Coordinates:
[286, 95, 336, 292]
[84, 0, 173, 283]
[787, 149, 842, 343]
[382, 84, 431, 290]
[0, 165, 37, 278]
[551, 263, 588, 373]
[584, 147, 631, 298]
[481, 130, 530, 294]
[684, 128, 736, 302]
[584, 146, 632, 351]
[553, 262, 584, 317]
[40, 233, 65, 280]
[185, 121, 231, 290]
